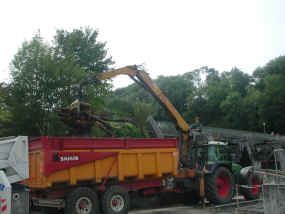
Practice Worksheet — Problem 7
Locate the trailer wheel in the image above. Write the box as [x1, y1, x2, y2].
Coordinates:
[102, 186, 130, 214]
[64, 187, 99, 214]
[206, 167, 234, 204]
[240, 174, 261, 200]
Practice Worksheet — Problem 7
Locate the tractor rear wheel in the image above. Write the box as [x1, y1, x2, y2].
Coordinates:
[240, 174, 261, 200]
[206, 167, 235, 204]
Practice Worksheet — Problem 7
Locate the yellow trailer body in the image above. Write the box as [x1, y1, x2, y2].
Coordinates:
[23, 137, 179, 189]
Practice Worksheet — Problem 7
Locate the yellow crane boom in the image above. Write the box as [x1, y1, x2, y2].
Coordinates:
[65, 65, 191, 145]
[96, 65, 191, 135]
[61, 65, 205, 199]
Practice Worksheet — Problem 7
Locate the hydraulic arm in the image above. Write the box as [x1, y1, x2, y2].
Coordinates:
[95, 65, 190, 134]
[66, 65, 191, 141]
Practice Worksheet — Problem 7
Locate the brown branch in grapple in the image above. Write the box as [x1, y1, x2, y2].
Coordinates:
[57, 100, 135, 136]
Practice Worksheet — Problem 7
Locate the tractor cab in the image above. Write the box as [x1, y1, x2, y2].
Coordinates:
[188, 139, 261, 204]
[189, 141, 237, 171]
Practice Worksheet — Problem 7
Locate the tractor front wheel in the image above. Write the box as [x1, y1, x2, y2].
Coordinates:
[206, 167, 235, 204]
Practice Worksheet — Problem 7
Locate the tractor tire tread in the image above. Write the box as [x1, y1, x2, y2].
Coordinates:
[206, 166, 235, 204]
[240, 174, 261, 200]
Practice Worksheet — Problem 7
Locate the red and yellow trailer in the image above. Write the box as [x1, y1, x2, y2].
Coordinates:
[24, 137, 180, 214]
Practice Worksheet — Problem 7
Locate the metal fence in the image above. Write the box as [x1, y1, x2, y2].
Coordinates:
[254, 149, 285, 214]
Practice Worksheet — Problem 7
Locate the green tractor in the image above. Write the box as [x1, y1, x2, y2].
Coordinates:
[189, 139, 262, 204]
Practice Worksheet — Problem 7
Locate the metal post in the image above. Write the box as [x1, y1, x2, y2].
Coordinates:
[235, 184, 239, 214]
[263, 122, 266, 133]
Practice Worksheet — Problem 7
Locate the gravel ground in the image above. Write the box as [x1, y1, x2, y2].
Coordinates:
[130, 206, 212, 214]
[31, 207, 216, 214]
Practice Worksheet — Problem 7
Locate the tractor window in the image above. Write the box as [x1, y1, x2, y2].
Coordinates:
[189, 145, 232, 167]
[189, 146, 207, 162]
[207, 145, 229, 161]
[216, 146, 231, 161]
[208, 146, 217, 161]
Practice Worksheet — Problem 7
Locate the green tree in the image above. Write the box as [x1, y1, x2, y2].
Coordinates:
[258, 74, 285, 133]
[0, 83, 12, 136]
[112, 123, 142, 138]
[220, 92, 244, 129]
[261, 56, 285, 76]
[227, 68, 252, 97]
[104, 97, 153, 137]
[54, 27, 113, 74]
[54, 27, 114, 103]
[251, 56, 285, 133]
[8, 34, 84, 135]
[253, 56, 285, 90]
[115, 72, 195, 124]
[154, 74, 194, 121]
[203, 68, 231, 126]
[185, 67, 227, 126]
[132, 102, 153, 137]
[7, 28, 113, 136]
[241, 87, 260, 131]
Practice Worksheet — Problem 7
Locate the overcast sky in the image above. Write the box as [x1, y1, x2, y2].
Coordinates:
[1, 0, 284, 88]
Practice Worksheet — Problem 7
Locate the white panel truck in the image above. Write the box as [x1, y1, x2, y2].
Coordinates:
[0, 136, 29, 214]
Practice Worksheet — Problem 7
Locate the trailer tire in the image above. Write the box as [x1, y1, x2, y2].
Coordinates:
[102, 185, 130, 214]
[206, 167, 234, 204]
[64, 187, 99, 214]
[240, 174, 261, 200]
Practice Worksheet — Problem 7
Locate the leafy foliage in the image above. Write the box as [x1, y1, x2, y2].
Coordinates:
[115, 55, 285, 134]
[54, 27, 114, 105]
[103, 97, 153, 137]
[7, 34, 84, 135]
[1, 27, 285, 137]
[2, 28, 113, 136]
[258, 74, 285, 133]
[0, 83, 12, 136]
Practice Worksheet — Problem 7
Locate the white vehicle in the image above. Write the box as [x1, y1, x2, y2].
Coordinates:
[0, 136, 29, 214]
